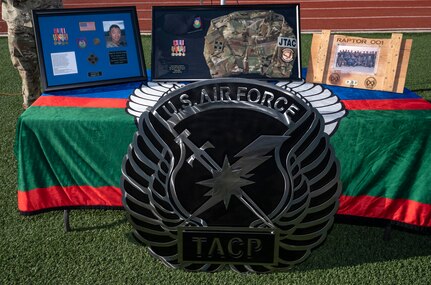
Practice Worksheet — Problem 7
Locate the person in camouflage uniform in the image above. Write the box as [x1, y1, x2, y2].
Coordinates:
[203, 10, 297, 79]
[2, 0, 63, 109]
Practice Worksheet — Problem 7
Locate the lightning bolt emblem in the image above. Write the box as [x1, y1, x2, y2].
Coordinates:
[175, 131, 289, 227]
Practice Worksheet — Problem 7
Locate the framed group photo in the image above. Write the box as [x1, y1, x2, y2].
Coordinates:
[33, 6, 147, 92]
[306, 30, 412, 93]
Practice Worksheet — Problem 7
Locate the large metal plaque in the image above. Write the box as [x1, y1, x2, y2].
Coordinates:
[121, 78, 343, 273]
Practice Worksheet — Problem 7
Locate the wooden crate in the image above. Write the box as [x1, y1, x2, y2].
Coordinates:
[306, 30, 412, 93]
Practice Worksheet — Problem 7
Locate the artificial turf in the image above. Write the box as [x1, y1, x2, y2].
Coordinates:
[0, 35, 430, 284]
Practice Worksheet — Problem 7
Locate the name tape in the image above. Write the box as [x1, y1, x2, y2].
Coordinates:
[277, 37, 297, 48]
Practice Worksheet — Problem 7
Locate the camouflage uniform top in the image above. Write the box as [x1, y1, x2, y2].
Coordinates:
[203, 10, 298, 79]
[2, 0, 63, 27]
[2, 0, 63, 108]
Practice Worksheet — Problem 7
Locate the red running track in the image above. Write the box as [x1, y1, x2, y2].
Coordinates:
[1, 0, 430, 34]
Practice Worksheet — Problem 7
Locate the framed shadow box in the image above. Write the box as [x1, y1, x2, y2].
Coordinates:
[151, 4, 302, 82]
[33, 6, 147, 92]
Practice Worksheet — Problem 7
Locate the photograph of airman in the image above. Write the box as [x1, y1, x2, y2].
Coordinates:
[103, 21, 127, 48]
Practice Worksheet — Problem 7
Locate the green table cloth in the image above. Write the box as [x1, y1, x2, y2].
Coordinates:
[15, 82, 431, 230]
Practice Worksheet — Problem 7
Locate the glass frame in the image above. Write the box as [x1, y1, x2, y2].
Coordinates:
[33, 6, 147, 92]
[151, 4, 302, 82]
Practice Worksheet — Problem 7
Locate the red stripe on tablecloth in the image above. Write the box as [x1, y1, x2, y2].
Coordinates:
[338, 194, 431, 227]
[18, 186, 431, 228]
[33, 96, 128, 108]
[18, 186, 123, 213]
[341, 98, 431, 110]
[32, 96, 431, 111]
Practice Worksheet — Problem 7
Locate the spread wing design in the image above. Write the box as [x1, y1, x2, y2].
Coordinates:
[276, 80, 347, 136]
[121, 112, 180, 267]
[233, 103, 341, 273]
[273, 107, 341, 270]
[127, 81, 346, 135]
[121, 111, 222, 272]
[126, 82, 185, 123]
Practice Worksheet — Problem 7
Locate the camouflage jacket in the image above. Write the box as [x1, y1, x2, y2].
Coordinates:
[203, 10, 297, 78]
[2, 0, 62, 27]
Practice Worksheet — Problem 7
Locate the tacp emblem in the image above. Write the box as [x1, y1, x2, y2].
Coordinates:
[213, 41, 224, 53]
[93, 37, 101, 46]
[281, 48, 294, 63]
[365, 77, 377, 89]
[123, 79, 346, 273]
[193, 16, 202, 29]
[76, 38, 87, 49]
[329, 73, 340, 84]
[87, 54, 98, 64]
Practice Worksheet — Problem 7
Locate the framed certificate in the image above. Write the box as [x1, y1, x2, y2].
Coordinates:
[151, 4, 301, 81]
[33, 7, 147, 92]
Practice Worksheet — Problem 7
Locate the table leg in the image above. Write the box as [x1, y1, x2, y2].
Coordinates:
[383, 222, 392, 241]
[64, 210, 71, 232]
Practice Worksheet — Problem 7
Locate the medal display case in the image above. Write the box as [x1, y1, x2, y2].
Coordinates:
[151, 4, 301, 81]
[33, 7, 147, 91]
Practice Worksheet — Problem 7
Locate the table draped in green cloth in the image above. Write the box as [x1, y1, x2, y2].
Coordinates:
[14, 81, 431, 230]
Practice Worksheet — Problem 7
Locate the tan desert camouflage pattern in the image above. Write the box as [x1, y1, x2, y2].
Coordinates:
[2, 0, 63, 107]
[203, 10, 297, 78]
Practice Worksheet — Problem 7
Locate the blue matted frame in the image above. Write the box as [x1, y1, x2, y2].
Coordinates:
[33, 6, 147, 92]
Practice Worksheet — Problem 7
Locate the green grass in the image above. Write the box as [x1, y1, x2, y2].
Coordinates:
[1, 34, 431, 283]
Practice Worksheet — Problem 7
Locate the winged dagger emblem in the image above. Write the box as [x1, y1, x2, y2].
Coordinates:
[122, 79, 346, 273]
